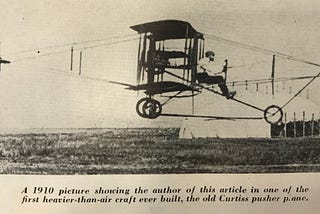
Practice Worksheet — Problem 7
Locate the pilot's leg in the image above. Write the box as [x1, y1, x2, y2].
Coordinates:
[219, 84, 236, 99]
[196, 72, 209, 83]
[207, 75, 224, 84]
[219, 84, 229, 96]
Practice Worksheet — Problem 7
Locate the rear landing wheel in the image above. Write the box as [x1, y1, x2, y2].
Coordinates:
[264, 105, 283, 124]
[136, 98, 162, 119]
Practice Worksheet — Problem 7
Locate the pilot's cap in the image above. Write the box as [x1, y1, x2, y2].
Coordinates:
[205, 51, 215, 57]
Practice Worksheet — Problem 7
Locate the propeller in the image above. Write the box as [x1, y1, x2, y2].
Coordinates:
[136, 35, 142, 84]
[137, 34, 147, 85]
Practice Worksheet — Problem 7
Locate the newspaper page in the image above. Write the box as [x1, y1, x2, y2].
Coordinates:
[0, 0, 320, 213]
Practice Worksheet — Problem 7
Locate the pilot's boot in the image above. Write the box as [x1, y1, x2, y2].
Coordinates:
[227, 90, 236, 99]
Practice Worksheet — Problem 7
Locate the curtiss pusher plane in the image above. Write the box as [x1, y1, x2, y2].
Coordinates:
[110, 19, 299, 125]
[1, 19, 318, 126]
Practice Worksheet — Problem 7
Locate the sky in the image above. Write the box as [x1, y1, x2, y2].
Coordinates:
[0, 0, 319, 129]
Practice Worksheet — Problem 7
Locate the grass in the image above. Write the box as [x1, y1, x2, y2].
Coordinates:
[0, 128, 320, 174]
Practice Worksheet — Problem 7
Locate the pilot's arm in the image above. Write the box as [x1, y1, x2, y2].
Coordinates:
[198, 58, 213, 73]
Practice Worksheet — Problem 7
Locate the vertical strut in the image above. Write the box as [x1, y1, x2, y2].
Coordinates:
[141, 34, 147, 82]
[79, 51, 82, 75]
[187, 38, 193, 82]
[183, 25, 189, 83]
[202, 39, 205, 58]
[199, 40, 202, 60]
[70, 46, 74, 71]
[271, 55, 276, 97]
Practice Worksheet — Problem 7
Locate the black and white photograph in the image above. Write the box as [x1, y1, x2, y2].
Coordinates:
[0, 1, 320, 176]
[2, 1, 320, 213]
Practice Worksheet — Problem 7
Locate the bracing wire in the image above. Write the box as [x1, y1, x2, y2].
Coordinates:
[79, 37, 139, 51]
[205, 33, 320, 68]
[11, 36, 140, 63]
[8, 59, 121, 86]
[281, 72, 320, 109]
[229, 60, 269, 69]
[10, 33, 139, 55]
[205, 32, 320, 111]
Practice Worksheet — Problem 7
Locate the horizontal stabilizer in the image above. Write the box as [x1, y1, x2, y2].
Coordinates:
[0, 59, 10, 64]
[108, 81, 135, 87]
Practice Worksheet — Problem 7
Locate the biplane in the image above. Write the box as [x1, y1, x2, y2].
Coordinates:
[1, 19, 318, 126]
[109, 19, 320, 125]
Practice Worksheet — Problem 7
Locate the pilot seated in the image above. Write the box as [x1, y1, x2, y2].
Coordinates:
[197, 51, 236, 99]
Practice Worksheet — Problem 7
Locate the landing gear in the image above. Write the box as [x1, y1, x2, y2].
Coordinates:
[136, 98, 162, 119]
[264, 105, 283, 124]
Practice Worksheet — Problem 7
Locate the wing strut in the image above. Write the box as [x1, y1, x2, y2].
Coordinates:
[271, 55, 275, 97]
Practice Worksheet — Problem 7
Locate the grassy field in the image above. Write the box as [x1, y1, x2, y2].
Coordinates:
[0, 128, 320, 174]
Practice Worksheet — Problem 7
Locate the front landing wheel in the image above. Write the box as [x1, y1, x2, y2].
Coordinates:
[264, 105, 283, 124]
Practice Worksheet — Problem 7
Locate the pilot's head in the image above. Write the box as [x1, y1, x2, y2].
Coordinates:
[205, 51, 215, 61]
